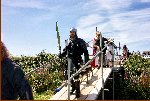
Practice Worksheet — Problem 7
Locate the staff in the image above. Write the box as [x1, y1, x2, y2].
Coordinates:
[56, 21, 61, 54]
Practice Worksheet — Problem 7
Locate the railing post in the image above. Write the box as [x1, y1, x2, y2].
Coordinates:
[65, 39, 71, 100]
[100, 32, 102, 67]
[67, 58, 71, 100]
[83, 55, 89, 84]
[100, 32, 104, 100]
[119, 42, 121, 67]
[112, 40, 115, 100]
[101, 52, 104, 100]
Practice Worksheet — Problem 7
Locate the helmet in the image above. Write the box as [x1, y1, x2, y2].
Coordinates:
[70, 27, 77, 33]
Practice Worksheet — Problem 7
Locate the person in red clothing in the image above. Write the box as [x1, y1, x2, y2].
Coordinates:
[90, 31, 100, 68]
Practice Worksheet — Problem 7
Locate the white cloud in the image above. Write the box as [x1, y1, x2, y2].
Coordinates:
[77, 26, 96, 39]
[76, 13, 107, 39]
[110, 8, 150, 43]
[76, 0, 150, 51]
[81, 0, 133, 13]
[2, 0, 150, 55]
[3, 0, 44, 9]
[2, 0, 60, 10]
[76, 14, 105, 28]
[94, 0, 132, 11]
[140, 0, 150, 2]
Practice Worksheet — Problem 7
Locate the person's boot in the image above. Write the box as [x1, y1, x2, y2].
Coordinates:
[70, 80, 75, 94]
[75, 81, 80, 98]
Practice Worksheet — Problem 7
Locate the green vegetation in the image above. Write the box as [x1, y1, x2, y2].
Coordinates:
[11, 51, 150, 100]
[122, 55, 150, 99]
[12, 50, 65, 100]
[33, 90, 53, 100]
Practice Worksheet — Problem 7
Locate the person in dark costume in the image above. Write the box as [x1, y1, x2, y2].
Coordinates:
[59, 27, 89, 98]
[94, 32, 108, 67]
[1, 42, 34, 100]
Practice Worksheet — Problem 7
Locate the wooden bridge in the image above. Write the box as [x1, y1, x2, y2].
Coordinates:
[49, 65, 122, 100]
[49, 36, 123, 100]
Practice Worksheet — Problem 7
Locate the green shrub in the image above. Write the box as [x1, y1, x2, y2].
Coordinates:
[12, 50, 65, 94]
[123, 55, 150, 99]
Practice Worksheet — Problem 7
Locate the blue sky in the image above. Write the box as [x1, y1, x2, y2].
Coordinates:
[2, 0, 150, 56]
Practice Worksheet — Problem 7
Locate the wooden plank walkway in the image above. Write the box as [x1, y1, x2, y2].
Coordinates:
[49, 67, 112, 100]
